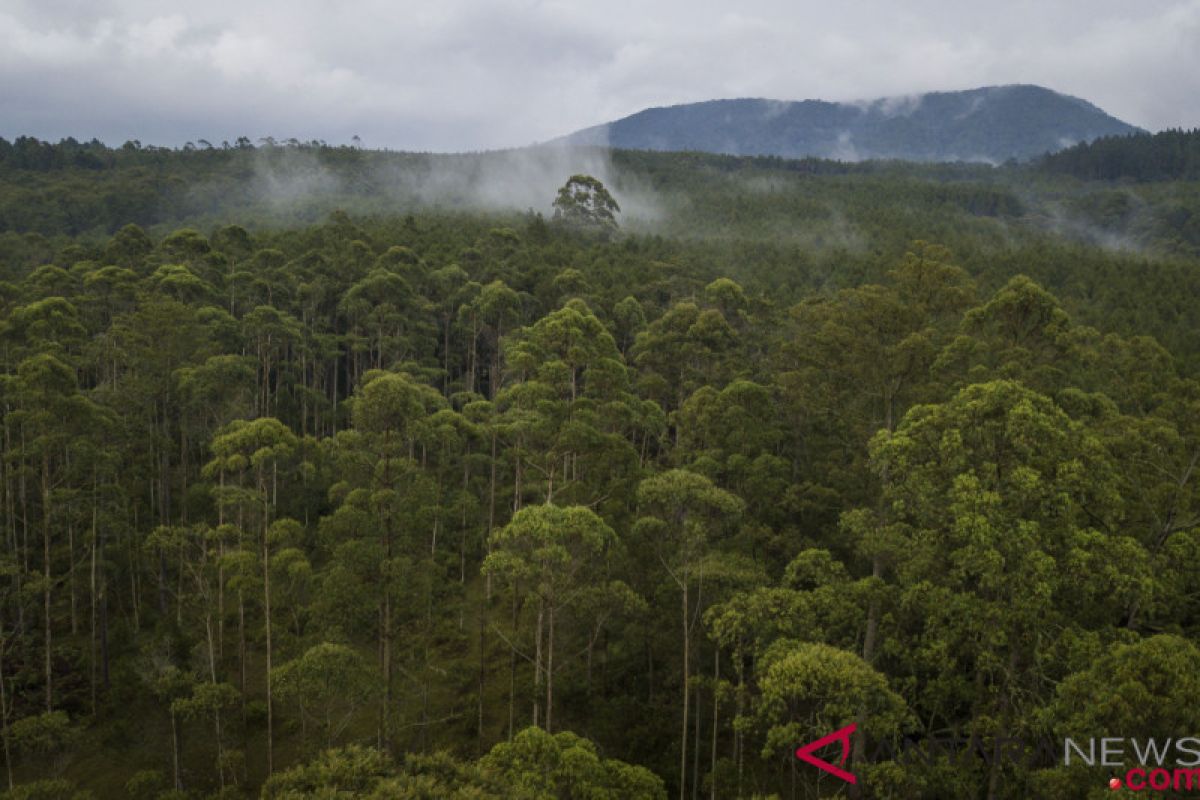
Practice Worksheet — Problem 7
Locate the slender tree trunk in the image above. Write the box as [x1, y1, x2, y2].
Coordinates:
[262, 471, 274, 775]
[68, 515, 77, 635]
[382, 553, 392, 750]
[545, 603, 554, 734]
[171, 709, 182, 790]
[90, 489, 98, 714]
[381, 438, 394, 751]
[42, 452, 53, 712]
[693, 673, 702, 800]
[443, 316, 452, 396]
[466, 315, 477, 395]
[711, 648, 719, 800]
[680, 576, 689, 800]
[513, 444, 523, 512]
[205, 611, 225, 790]
[158, 413, 171, 616]
[100, 554, 110, 688]
[331, 347, 340, 435]
[4, 420, 21, 637]
[736, 655, 745, 799]
[20, 430, 29, 598]
[237, 504, 246, 703]
[852, 555, 883, 782]
[508, 592, 518, 741]
[533, 595, 543, 728]
[0, 617, 14, 792]
[487, 430, 497, 589]
[129, 502, 140, 633]
[217, 503, 225, 664]
[477, 590, 487, 752]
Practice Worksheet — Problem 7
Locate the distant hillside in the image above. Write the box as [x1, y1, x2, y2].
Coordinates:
[1038, 128, 1200, 181]
[559, 85, 1142, 163]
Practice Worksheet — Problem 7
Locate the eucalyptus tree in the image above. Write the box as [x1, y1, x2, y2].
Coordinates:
[754, 643, 908, 797]
[337, 268, 429, 381]
[500, 300, 641, 510]
[483, 503, 618, 734]
[205, 416, 300, 775]
[635, 469, 743, 800]
[242, 306, 302, 419]
[1037, 635, 1200, 798]
[458, 280, 522, 399]
[5, 353, 105, 711]
[552, 175, 621, 237]
[864, 380, 1129, 799]
[631, 302, 737, 424]
[171, 679, 241, 790]
[324, 370, 444, 749]
[272, 643, 380, 750]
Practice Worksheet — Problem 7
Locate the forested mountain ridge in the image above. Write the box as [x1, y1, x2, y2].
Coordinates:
[556, 84, 1141, 162]
[0, 128, 1199, 798]
[1039, 126, 1200, 180]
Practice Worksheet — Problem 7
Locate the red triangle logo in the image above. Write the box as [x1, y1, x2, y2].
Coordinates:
[795, 722, 857, 784]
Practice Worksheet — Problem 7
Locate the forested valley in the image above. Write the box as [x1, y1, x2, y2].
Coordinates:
[1, 130, 1200, 798]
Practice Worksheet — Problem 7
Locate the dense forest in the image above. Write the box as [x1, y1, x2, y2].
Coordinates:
[1, 133, 1200, 799]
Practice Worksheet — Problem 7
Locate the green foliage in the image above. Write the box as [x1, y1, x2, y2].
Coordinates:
[272, 644, 381, 748]
[479, 727, 665, 800]
[1, 779, 92, 800]
[551, 175, 620, 235]
[755, 642, 908, 757]
[1, 139, 1200, 800]
[261, 745, 394, 798]
[9, 713, 78, 758]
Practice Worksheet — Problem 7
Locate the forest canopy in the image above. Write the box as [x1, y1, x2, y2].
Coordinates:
[0, 134, 1199, 799]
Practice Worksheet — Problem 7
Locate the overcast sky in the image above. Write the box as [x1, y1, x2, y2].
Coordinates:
[2, 0, 1198, 151]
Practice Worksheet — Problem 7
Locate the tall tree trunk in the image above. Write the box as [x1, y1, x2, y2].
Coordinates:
[533, 595, 543, 728]
[68, 516, 77, 635]
[710, 648, 720, 800]
[100, 550, 110, 689]
[217, 468, 227, 663]
[262, 470, 274, 775]
[205, 611, 225, 791]
[852, 555, 883, 783]
[158, 410, 171, 616]
[90, 483, 98, 714]
[381, 438, 394, 751]
[508, 592, 518, 741]
[736, 654, 745, 798]
[171, 710, 182, 790]
[0, 616, 14, 792]
[477, 590, 487, 752]
[237, 510, 246, 704]
[42, 452, 53, 712]
[466, 314, 477, 395]
[443, 315, 452, 396]
[331, 347, 340, 436]
[680, 576, 689, 800]
[693, 673, 702, 800]
[545, 603, 554, 734]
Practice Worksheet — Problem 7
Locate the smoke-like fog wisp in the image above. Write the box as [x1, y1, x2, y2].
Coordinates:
[233, 139, 665, 225]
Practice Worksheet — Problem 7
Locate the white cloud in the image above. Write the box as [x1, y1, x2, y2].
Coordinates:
[0, 0, 1196, 150]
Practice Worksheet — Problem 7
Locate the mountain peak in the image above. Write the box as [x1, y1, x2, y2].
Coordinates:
[558, 85, 1142, 163]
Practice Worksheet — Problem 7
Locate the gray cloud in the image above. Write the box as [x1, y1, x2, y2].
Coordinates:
[1, 0, 1197, 151]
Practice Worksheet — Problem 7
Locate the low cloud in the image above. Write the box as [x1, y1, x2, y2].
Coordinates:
[0, 0, 1197, 151]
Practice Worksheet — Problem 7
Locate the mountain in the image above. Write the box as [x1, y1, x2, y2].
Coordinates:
[557, 85, 1143, 163]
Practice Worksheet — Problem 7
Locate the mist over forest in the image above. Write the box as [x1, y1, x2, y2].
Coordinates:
[1, 123, 1200, 800]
